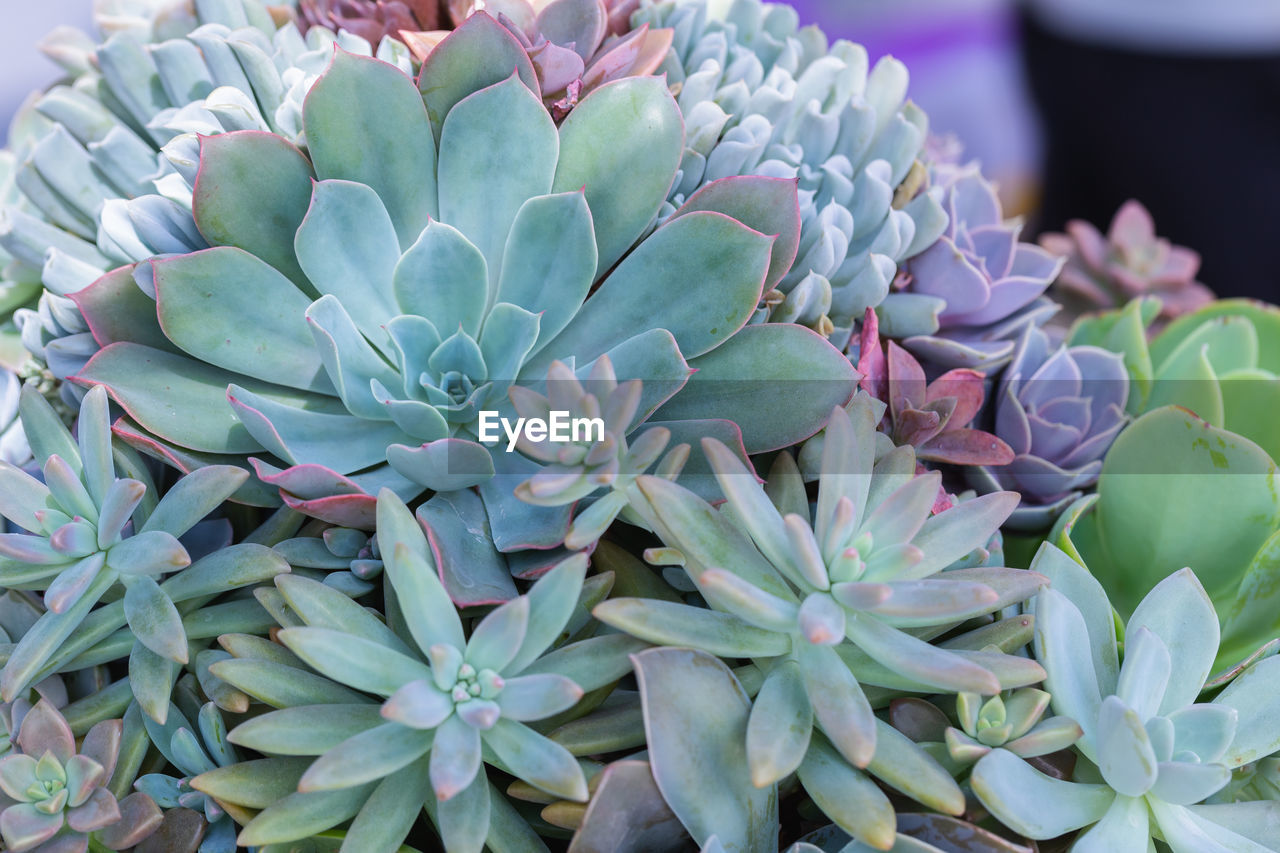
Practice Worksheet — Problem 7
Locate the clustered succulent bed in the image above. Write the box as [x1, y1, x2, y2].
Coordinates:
[0, 0, 1276, 851]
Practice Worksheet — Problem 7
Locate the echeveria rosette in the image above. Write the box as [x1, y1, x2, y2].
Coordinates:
[598, 396, 1048, 847]
[883, 166, 1065, 372]
[134, 702, 240, 853]
[969, 325, 1129, 529]
[1041, 199, 1213, 323]
[6, 1, 411, 402]
[0, 384, 273, 719]
[972, 545, 1280, 851]
[943, 687, 1082, 769]
[856, 306, 1013, 471]
[0, 700, 161, 853]
[200, 489, 645, 851]
[634, 0, 948, 338]
[72, 27, 855, 535]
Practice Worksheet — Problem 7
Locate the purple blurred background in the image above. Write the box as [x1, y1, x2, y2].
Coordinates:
[1, 3, 94, 135]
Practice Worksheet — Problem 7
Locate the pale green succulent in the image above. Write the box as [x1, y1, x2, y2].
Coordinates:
[273, 525, 384, 598]
[598, 393, 1047, 846]
[944, 686, 1081, 767]
[0, 384, 287, 720]
[971, 544, 1280, 850]
[635, 0, 947, 336]
[200, 489, 644, 852]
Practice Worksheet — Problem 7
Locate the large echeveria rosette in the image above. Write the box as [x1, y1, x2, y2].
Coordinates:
[969, 325, 1129, 529]
[634, 0, 947, 338]
[70, 18, 857, 590]
[3, 0, 413, 403]
[881, 166, 1064, 372]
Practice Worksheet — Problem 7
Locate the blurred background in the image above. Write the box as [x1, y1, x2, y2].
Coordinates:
[5, 0, 1279, 299]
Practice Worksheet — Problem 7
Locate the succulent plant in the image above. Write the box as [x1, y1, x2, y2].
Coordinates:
[966, 325, 1129, 529]
[597, 395, 1047, 846]
[856, 307, 1013, 470]
[427, 0, 672, 121]
[72, 26, 855, 543]
[135, 701, 240, 853]
[274, 525, 384, 598]
[198, 489, 643, 851]
[881, 166, 1064, 371]
[297, 0, 443, 45]
[0, 384, 288, 719]
[5, 0, 410, 404]
[943, 686, 1081, 767]
[512, 356, 697, 550]
[634, 0, 948, 338]
[1049, 403, 1280, 672]
[0, 699, 161, 852]
[972, 545, 1280, 850]
[1041, 199, 1213, 323]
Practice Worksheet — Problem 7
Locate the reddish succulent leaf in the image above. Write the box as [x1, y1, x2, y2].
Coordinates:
[926, 368, 987, 428]
[857, 306, 888, 403]
[918, 429, 1015, 466]
[887, 340, 927, 420]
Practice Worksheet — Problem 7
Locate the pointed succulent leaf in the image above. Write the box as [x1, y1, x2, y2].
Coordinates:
[299, 723, 433, 792]
[796, 732, 895, 850]
[376, 491, 466, 651]
[438, 74, 559, 293]
[593, 598, 789, 658]
[153, 247, 327, 392]
[123, 574, 188, 663]
[1213, 655, 1280, 768]
[305, 49, 437, 247]
[277, 628, 431, 697]
[1127, 568, 1219, 716]
[746, 661, 812, 788]
[293, 180, 401, 340]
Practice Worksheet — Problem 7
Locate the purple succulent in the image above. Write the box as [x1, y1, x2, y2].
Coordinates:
[296, 0, 443, 45]
[969, 325, 1129, 528]
[0, 701, 160, 853]
[1040, 199, 1214, 323]
[885, 167, 1064, 372]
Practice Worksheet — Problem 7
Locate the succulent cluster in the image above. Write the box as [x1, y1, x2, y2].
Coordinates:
[0, 1, 1275, 852]
[1041, 199, 1214, 323]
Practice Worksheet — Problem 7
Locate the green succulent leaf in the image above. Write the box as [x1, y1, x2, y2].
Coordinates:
[634, 648, 778, 853]
[552, 76, 683, 276]
[305, 49, 437, 247]
[192, 131, 314, 287]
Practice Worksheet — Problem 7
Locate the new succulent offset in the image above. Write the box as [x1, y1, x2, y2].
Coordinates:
[0, 0, 1276, 851]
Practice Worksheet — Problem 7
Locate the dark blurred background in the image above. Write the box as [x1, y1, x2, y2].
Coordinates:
[6, 0, 1279, 301]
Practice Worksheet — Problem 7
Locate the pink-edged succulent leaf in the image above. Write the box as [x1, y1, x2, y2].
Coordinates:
[78, 719, 122, 783]
[672, 176, 802, 293]
[418, 490, 519, 606]
[925, 368, 987, 428]
[65, 787, 121, 834]
[858, 307, 889, 403]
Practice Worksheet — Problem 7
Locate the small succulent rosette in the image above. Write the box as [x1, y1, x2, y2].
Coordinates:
[881, 166, 1064, 372]
[1041, 199, 1213, 323]
[969, 324, 1129, 528]
[0, 700, 160, 852]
